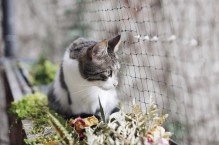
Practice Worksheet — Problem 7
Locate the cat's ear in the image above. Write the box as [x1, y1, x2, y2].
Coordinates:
[91, 39, 108, 57]
[69, 49, 75, 59]
[108, 35, 121, 52]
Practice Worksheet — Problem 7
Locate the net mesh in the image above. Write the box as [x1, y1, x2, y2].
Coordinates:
[76, 0, 219, 144]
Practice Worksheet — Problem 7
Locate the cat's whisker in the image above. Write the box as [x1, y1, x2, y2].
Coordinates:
[71, 76, 87, 87]
[71, 84, 96, 87]
[79, 89, 97, 102]
[70, 86, 94, 95]
[75, 76, 96, 87]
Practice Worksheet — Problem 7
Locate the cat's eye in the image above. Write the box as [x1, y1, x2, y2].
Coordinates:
[100, 74, 107, 81]
[106, 69, 112, 77]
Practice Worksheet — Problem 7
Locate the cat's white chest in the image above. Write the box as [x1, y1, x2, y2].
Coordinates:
[68, 86, 117, 115]
[61, 52, 118, 116]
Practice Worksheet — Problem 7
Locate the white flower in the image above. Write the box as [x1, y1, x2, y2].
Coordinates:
[190, 38, 198, 46]
[158, 138, 170, 145]
[150, 36, 159, 42]
[143, 35, 150, 41]
[167, 35, 176, 42]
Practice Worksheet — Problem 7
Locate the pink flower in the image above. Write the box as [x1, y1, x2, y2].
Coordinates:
[147, 137, 153, 143]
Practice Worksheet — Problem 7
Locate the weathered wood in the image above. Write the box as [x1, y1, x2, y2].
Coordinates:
[0, 64, 10, 145]
[14, 66, 32, 95]
[3, 59, 52, 143]
[3, 59, 25, 145]
[4, 60, 23, 101]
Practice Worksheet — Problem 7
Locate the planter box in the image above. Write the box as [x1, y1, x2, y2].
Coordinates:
[2, 59, 178, 145]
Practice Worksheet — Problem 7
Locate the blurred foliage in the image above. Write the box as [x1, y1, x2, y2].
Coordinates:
[164, 120, 185, 145]
[64, 0, 90, 39]
[29, 56, 58, 85]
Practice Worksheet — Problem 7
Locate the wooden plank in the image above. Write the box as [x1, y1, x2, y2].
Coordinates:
[3, 59, 47, 143]
[0, 65, 10, 145]
[4, 59, 23, 101]
[3, 59, 25, 145]
[14, 66, 32, 95]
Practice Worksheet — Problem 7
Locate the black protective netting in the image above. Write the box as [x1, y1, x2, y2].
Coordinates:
[13, 0, 219, 144]
[74, 0, 219, 144]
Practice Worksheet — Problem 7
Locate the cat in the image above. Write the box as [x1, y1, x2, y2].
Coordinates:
[48, 35, 121, 120]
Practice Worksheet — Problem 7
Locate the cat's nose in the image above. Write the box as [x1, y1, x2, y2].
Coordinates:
[113, 81, 118, 87]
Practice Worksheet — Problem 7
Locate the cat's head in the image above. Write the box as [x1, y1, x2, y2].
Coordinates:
[70, 35, 121, 90]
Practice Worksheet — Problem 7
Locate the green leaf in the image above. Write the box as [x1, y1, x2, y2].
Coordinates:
[98, 97, 106, 123]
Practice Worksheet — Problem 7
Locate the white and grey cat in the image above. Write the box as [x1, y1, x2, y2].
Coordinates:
[48, 35, 121, 119]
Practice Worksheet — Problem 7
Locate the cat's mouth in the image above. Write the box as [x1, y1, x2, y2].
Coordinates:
[97, 80, 118, 91]
[99, 85, 115, 90]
